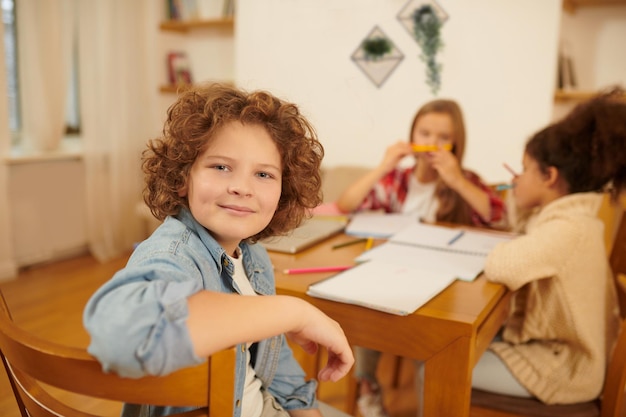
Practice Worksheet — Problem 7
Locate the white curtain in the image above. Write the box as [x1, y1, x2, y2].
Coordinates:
[17, 0, 73, 152]
[0, 16, 17, 279]
[78, 0, 153, 262]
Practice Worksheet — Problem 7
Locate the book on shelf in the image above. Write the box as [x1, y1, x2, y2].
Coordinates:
[167, 51, 193, 85]
[223, 0, 235, 17]
[307, 222, 517, 316]
[557, 45, 577, 90]
[167, 0, 233, 20]
[167, 0, 198, 20]
[197, 0, 226, 19]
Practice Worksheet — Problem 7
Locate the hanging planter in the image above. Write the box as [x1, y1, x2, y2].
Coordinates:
[397, 0, 448, 95]
[351, 26, 404, 88]
[362, 36, 393, 61]
[412, 4, 444, 95]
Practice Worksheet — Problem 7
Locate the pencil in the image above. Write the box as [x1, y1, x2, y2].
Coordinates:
[411, 143, 452, 152]
[503, 163, 519, 177]
[447, 230, 465, 246]
[332, 238, 367, 250]
[282, 265, 352, 274]
[364, 237, 374, 251]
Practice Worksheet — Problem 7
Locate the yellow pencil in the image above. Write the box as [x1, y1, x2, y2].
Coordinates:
[364, 237, 374, 251]
[411, 143, 452, 152]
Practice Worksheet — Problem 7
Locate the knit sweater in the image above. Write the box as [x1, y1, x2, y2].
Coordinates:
[484, 192, 620, 404]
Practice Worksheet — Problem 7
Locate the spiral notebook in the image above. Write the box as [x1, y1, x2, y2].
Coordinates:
[389, 222, 514, 257]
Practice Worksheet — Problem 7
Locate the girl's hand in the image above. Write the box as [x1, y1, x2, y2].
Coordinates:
[377, 141, 413, 175]
[428, 149, 464, 189]
[285, 304, 354, 382]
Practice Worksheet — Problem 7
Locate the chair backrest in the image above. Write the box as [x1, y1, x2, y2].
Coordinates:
[601, 209, 626, 417]
[320, 165, 370, 203]
[600, 317, 626, 417]
[610, 209, 626, 319]
[471, 317, 626, 417]
[0, 290, 236, 417]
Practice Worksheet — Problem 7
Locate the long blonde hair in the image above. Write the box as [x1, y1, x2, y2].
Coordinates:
[409, 99, 473, 225]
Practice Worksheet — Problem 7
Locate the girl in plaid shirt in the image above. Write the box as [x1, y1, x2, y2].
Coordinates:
[336, 99, 506, 417]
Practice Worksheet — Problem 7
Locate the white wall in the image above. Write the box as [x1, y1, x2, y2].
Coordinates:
[235, 0, 561, 184]
[8, 159, 87, 267]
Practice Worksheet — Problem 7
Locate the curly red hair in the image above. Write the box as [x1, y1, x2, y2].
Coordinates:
[142, 83, 324, 241]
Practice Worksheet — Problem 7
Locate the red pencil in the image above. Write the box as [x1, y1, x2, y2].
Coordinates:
[282, 265, 352, 275]
[503, 163, 519, 177]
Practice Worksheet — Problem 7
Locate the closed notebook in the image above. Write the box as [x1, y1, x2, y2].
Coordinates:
[344, 212, 417, 238]
[261, 218, 346, 254]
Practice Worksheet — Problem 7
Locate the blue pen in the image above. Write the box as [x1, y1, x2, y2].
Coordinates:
[496, 184, 514, 191]
[447, 230, 465, 245]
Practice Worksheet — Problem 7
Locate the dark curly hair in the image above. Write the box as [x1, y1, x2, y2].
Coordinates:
[142, 83, 324, 242]
[525, 86, 626, 202]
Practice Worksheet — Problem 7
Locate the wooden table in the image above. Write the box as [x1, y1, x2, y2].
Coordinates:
[270, 233, 511, 417]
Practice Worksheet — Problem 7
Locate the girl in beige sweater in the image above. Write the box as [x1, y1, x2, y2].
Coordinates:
[472, 87, 626, 404]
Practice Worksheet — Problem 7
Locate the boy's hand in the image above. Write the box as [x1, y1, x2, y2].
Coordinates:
[285, 304, 354, 382]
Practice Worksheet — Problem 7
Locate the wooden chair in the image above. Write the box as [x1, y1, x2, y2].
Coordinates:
[470, 209, 626, 417]
[610, 209, 626, 318]
[0, 289, 236, 417]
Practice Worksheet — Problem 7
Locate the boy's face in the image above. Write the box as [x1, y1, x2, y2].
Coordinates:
[180, 121, 282, 256]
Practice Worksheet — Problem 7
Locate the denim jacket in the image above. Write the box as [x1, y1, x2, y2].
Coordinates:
[83, 208, 318, 417]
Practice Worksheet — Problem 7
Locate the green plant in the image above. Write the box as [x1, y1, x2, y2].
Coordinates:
[362, 36, 392, 61]
[412, 4, 444, 95]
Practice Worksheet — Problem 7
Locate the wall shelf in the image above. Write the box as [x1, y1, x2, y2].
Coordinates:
[563, 0, 626, 13]
[159, 80, 234, 94]
[159, 84, 190, 94]
[555, 89, 626, 101]
[159, 18, 234, 32]
[158, 17, 235, 94]
[554, 89, 597, 101]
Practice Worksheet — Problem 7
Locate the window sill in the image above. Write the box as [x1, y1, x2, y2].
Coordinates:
[5, 136, 83, 165]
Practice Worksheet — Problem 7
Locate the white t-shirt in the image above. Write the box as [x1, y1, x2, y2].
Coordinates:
[228, 252, 264, 417]
[401, 175, 439, 222]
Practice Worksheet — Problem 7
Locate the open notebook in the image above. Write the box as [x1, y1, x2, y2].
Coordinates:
[307, 260, 456, 315]
[389, 222, 514, 257]
[261, 218, 346, 254]
[307, 222, 517, 315]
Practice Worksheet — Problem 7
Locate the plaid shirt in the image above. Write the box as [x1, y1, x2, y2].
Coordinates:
[359, 167, 505, 227]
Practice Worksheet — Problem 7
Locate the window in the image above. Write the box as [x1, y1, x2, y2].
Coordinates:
[2, 0, 81, 151]
[2, 0, 19, 139]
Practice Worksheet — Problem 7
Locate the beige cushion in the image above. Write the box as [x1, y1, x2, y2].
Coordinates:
[321, 165, 369, 203]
